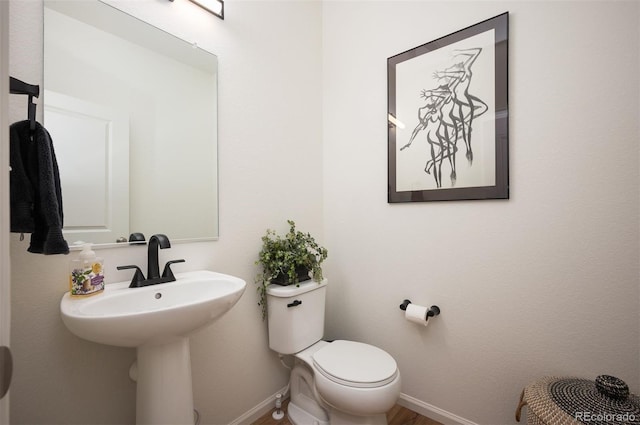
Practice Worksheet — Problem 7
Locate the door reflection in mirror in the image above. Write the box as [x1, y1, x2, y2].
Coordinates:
[44, 0, 219, 246]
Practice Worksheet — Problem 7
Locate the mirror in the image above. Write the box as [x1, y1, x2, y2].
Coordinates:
[43, 0, 218, 247]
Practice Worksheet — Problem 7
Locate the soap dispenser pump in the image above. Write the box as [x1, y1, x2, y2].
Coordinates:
[79, 243, 95, 262]
[69, 244, 105, 297]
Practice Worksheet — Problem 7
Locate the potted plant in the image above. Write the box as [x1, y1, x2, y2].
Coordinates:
[255, 220, 328, 320]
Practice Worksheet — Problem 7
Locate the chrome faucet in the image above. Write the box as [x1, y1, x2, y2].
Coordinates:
[117, 233, 185, 288]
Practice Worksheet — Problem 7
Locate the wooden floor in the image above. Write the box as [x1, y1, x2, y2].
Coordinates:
[251, 399, 442, 425]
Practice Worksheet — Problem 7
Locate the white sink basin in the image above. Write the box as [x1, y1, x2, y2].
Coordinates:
[60, 269, 246, 424]
[61, 270, 246, 347]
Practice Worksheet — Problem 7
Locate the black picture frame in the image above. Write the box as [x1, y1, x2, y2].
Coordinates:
[388, 12, 509, 203]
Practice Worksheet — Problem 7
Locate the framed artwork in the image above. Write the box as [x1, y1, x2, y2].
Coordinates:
[387, 12, 509, 203]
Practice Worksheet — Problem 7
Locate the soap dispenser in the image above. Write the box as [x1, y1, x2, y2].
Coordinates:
[69, 244, 105, 297]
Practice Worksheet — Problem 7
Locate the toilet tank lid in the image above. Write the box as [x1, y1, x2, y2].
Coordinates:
[266, 279, 327, 297]
[312, 340, 398, 387]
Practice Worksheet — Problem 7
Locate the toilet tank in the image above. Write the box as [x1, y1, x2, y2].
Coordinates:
[266, 279, 328, 354]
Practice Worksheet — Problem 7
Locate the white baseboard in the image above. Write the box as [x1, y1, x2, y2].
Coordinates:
[228, 386, 289, 425]
[228, 388, 476, 425]
[398, 393, 478, 425]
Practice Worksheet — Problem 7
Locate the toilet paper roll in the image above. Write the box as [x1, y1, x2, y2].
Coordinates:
[405, 304, 429, 326]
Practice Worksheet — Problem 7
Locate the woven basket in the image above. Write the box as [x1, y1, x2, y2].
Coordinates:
[516, 376, 640, 425]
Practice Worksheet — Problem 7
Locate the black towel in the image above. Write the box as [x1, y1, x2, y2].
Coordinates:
[10, 120, 69, 255]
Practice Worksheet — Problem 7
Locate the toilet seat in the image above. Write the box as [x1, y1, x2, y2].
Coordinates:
[312, 340, 398, 389]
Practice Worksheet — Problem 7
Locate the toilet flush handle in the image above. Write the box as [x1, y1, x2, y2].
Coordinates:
[287, 300, 302, 308]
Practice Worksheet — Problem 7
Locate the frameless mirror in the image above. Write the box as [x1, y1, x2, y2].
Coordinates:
[43, 0, 218, 247]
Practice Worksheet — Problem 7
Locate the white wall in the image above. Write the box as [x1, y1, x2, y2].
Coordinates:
[323, 1, 640, 424]
[9, 0, 640, 424]
[0, 1, 11, 423]
[8, 0, 322, 423]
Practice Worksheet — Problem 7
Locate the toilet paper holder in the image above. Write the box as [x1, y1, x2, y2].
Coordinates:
[399, 299, 440, 321]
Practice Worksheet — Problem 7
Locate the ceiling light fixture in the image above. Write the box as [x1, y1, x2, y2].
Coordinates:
[189, 0, 224, 19]
[169, 0, 224, 20]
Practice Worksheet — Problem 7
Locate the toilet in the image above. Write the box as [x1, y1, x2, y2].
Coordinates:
[266, 279, 401, 425]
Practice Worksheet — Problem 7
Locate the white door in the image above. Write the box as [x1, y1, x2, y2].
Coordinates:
[0, 1, 11, 422]
[44, 91, 130, 245]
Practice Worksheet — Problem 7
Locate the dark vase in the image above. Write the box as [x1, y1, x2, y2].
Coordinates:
[271, 266, 311, 286]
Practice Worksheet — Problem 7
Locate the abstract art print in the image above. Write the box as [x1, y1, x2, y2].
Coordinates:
[388, 13, 509, 202]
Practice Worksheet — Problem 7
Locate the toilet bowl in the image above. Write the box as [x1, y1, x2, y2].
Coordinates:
[289, 340, 401, 425]
[266, 280, 401, 425]
[312, 340, 400, 417]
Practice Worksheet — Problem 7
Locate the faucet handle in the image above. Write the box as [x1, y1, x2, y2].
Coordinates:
[162, 259, 185, 281]
[117, 265, 146, 288]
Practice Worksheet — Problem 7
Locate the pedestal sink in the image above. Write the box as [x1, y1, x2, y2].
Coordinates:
[60, 270, 246, 424]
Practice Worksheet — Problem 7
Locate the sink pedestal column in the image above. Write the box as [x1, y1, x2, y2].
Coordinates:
[136, 337, 194, 424]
